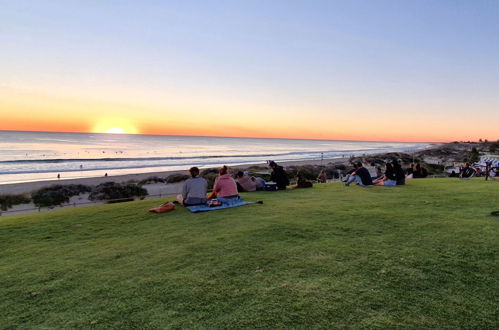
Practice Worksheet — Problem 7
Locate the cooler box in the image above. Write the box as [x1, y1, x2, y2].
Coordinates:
[264, 182, 277, 191]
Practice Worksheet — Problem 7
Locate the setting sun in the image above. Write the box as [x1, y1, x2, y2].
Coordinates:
[92, 119, 139, 135]
[106, 128, 126, 134]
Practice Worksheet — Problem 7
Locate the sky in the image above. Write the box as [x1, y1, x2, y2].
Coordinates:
[1, 0, 498, 142]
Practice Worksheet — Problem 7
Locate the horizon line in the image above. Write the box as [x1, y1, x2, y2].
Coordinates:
[0, 128, 442, 144]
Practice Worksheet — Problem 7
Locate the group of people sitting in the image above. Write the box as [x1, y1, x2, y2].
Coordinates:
[180, 159, 430, 198]
[156, 154, 493, 213]
[344, 160, 430, 187]
[176, 161, 290, 207]
[405, 163, 429, 179]
[178, 156, 488, 207]
[344, 160, 407, 187]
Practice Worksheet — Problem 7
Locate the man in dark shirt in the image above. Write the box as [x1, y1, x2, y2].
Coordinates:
[392, 159, 406, 185]
[344, 162, 373, 187]
[269, 161, 290, 190]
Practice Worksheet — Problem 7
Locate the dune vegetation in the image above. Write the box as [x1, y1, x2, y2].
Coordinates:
[1, 178, 498, 328]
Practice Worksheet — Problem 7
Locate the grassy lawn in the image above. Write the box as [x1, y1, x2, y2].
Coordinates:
[1, 178, 498, 329]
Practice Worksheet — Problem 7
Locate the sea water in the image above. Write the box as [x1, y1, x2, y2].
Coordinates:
[0, 131, 430, 184]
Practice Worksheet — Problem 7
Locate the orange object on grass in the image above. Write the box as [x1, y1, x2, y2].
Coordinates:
[149, 202, 175, 213]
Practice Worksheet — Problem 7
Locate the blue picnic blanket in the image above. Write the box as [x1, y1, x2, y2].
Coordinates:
[186, 196, 255, 213]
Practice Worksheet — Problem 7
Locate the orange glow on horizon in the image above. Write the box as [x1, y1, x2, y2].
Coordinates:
[0, 95, 494, 143]
[132, 123, 451, 143]
[0, 118, 486, 143]
[91, 119, 139, 135]
[1, 84, 497, 143]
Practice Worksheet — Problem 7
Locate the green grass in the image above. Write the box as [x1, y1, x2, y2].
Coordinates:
[1, 179, 498, 329]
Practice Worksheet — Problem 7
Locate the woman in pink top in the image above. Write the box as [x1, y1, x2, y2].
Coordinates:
[213, 165, 239, 198]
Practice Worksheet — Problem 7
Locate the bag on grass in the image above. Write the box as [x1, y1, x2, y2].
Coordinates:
[149, 202, 175, 213]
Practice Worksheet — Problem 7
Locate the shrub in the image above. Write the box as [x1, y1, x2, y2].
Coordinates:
[382, 152, 413, 164]
[468, 147, 480, 163]
[0, 194, 31, 211]
[165, 173, 189, 183]
[88, 182, 148, 201]
[138, 176, 167, 185]
[335, 164, 347, 171]
[200, 168, 218, 176]
[31, 184, 92, 208]
[424, 163, 445, 175]
[32, 190, 68, 208]
[246, 165, 268, 171]
[203, 172, 218, 190]
[300, 165, 321, 180]
[324, 166, 340, 179]
[286, 165, 321, 181]
[197, 168, 218, 190]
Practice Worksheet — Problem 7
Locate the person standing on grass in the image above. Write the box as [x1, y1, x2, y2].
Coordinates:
[344, 162, 373, 187]
[176, 167, 208, 206]
[269, 161, 290, 190]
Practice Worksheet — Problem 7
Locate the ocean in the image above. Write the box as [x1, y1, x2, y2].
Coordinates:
[0, 131, 430, 184]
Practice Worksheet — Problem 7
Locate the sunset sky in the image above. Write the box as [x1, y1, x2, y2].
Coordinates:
[1, 1, 498, 142]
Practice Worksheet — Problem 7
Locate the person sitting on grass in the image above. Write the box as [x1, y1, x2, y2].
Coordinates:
[236, 171, 257, 192]
[342, 165, 357, 182]
[375, 166, 384, 180]
[392, 159, 406, 185]
[296, 173, 313, 188]
[317, 169, 327, 183]
[343, 162, 359, 185]
[406, 163, 415, 179]
[373, 163, 397, 186]
[176, 167, 208, 206]
[269, 161, 290, 190]
[211, 165, 239, 199]
[459, 162, 476, 179]
[344, 162, 373, 187]
[412, 163, 428, 178]
[253, 174, 266, 190]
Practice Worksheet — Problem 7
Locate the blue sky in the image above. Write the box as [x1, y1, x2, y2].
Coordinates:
[1, 0, 498, 141]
